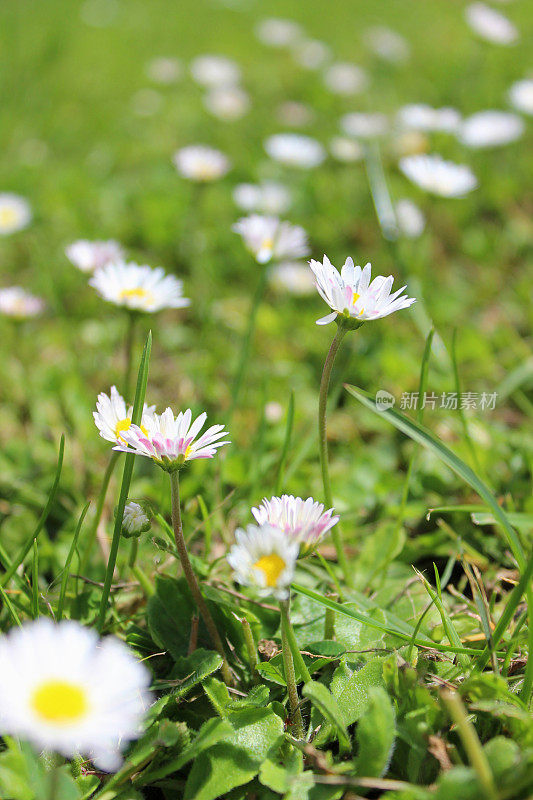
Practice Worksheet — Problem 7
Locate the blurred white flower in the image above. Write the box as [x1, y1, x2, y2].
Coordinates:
[233, 182, 292, 215]
[0, 194, 32, 235]
[323, 62, 368, 95]
[252, 495, 339, 554]
[309, 256, 415, 326]
[94, 385, 156, 445]
[340, 112, 389, 139]
[508, 79, 533, 115]
[397, 104, 461, 134]
[132, 89, 162, 117]
[122, 502, 151, 537]
[190, 54, 241, 87]
[292, 39, 331, 70]
[227, 524, 298, 600]
[173, 145, 231, 182]
[329, 136, 364, 163]
[204, 86, 250, 120]
[0, 618, 151, 772]
[395, 199, 426, 238]
[399, 154, 478, 197]
[264, 401, 284, 423]
[114, 407, 230, 470]
[233, 215, 309, 264]
[366, 26, 410, 64]
[264, 133, 325, 168]
[459, 110, 524, 147]
[65, 240, 124, 273]
[0, 287, 44, 319]
[465, 3, 518, 44]
[90, 262, 190, 313]
[277, 101, 315, 128]
[268, 262, 316, 296]
[255, 17, 303, 48]
[145, 57, 181, 84]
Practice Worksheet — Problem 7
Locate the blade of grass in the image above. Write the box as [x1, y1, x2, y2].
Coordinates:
[415, 566, 470, 670]
[275, 390, 295, 494]
[96, 331, 152, 633]
[57, 502, 90, 621]
[31, 540, 39, 618]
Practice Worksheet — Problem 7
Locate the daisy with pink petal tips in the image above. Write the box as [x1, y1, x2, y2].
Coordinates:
[251, 494, 339, 555]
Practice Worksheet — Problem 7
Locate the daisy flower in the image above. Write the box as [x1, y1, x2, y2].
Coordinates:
[459, 110, 524, 148]
[309, 256, 415, 326]
[94, 386, 156, 444]
[264, 133, 326, 169]
[114, 407, 230, 471]
[277, 101, 315, 128]
[292, 39, 331, 70]
[323, 62, 368, 96]
[227, 524, 298, 600]
[146, 56, 181, 84]
[65, 240, 124, 273]
[90, 261, 190, 313]
[173, 145, 231, 182]
[366, 26, 410, 64]
[465, 2, 518, 45]
[0, 287, 44, 319]
[252, 495, 339, 555]
[0, 194, 32, 235]
[255, 18, 303, 48]
[329, 136, 364, 163]
[399, 154, 478, 197]
[122, 502, 151, 537]
[508, 79, 533, 116]
[233, 215, 309, 264]
[233, 182, 292, 215]
[204, 86, 250, 121]
[340, 112, 389, 139]
[0, 618, 151, 772]
[190, 54, 241, 87]
[397, 104, 461, 134]
[268, 262, 316, 296]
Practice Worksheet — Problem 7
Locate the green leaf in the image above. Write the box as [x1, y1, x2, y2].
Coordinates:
[354, 686, 396, 778]
[303, 681, 351, 752]
[415, 567, 470, 670]
[160, 649, 223, 697]
[202, 675, 231, 716]
[256, 658, 286, 686]
[146, 576, 195, 660]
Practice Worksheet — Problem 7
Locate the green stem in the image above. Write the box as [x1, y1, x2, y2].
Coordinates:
[280, 600, 305, 738]
[230, 264, 268, 416]
[318, 324, 351, 585]
[79, 451, 120, 574]
[241, 617, 259, 684]
[519, 586, 533, 706]
[169, 471, 232, 685]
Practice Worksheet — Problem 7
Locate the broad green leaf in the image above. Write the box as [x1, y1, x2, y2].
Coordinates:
[303, 681, 351, 752]
[202, 675, 231, 716]
[158, 649, 223, 697]
[146, 576, 195, 660]
[354, 686, 396, 778]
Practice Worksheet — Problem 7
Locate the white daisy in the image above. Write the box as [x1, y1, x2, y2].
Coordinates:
[114, 407, 230, 471]
[255, 18, 303, 48]
[65, 240, 124, 273]
[397, 104, 461, 134]
[329, 136, 364, 163]
[251, 495, 339, 555]
[146, 56, 181, 84]
[93, 385, 156, 445]
[204, 86, 250, 121]
[465, 3, 518, 45]
[233, 182, 292, 215]
[0, 618, 151, 772]
[399, 154, 478, 197]
[0, 194, 32, 235]
[395, 199, 426, 238]
[227, 524, 298, 600]
[340, 112, 389, 139]
[292, 39, 331, 70]
[264, 133, 326, 168]
[0, 287, 44, 319]
[190, 55, 241, 87]
[173, 145, 231, 182]
[277, 101, 315, 128]
[90, 261, 190, 313]
[122, 502, 151, 537]
[268, 262, 316, 296]
[323, 62, 368, 95]
[366, 26, 410, 64]
[309, 256, 416, 326]
[233, 215, 309, 264]
[508, 79, 533, 115]
[459, 110, 524, 148]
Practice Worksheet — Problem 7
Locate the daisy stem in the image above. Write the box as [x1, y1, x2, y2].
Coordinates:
[279, 599, 305, 739]
[318, 323, 352, 586]
[169, 470, 232, 685]
[230, 264, 268, 417]
[79, 451, 120, 574]
[123, 311, 137, 399]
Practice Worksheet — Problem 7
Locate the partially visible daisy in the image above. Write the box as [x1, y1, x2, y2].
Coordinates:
[114, 407, 230, 471]
[0, 618, 151, 772]
[233, 215, 309, 264]
[309, 256, 415, 326]
[190, 55, 241, 87]
[0, 194, 32, 235]
[340, 112, 389, 139]
[90, 262, 190, 313]
[329, 136, 364, 163]
[323, 62, 368, 95]
[459, 110, 524, 148]
[292, 39, 331, 70]
[93, 385, 156, 445]
[255, 18, 302, 48]
[0, 287, 44, 318]
[366, 26, 410, 64]
[65, 240, 124, 273]
[264, 133, 325, 168]
[397, 104, 461, 134]
[204, 86, 250, 121]
[277, 101, 315, 128]
[399, 154, 478, 197]
[395, 199, 426, 239]
[251, 495, 339, 555]
[227, 524, 298, 600]
[465, 3, 518, 44]
[508, 79, 533, 115]
[233, 182, 292, 215]
[146, 57, 181, 84]
[122, 502, 151, 537]
[268, 262, 316, 296]
[173, 145, 231, 182]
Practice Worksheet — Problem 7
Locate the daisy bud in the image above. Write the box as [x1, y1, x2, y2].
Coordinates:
[121, 502, 151, 538]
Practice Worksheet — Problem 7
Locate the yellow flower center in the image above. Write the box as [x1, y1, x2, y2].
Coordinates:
[253, 553, 286, 587]
[31, 680, 89, 724]
[350, 290, 360, 306]
[115, 417, 148, 441]
[119, 287, 153, 304]
[261, 237, 274, 251]
[0, 207, 17, 227]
